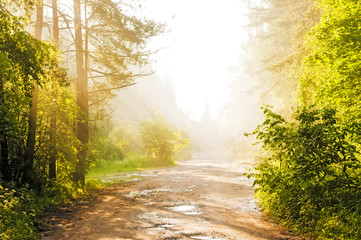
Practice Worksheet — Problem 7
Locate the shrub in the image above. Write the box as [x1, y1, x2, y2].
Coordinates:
[139, 113, 189, 165]
[248, 106, 361, 239]
[0, 185, 39, 240]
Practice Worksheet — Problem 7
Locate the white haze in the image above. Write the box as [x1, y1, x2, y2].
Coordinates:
[140, 0, 249, 121]
[111, 0, 266, 153]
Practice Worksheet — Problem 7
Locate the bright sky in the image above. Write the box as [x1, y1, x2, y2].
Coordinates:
[142, 0, 249, 121]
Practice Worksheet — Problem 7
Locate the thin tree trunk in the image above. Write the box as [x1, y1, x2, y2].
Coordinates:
[49, 113, 57, 179]
[24, 2, 43, 184]
[52, 0, 59, 46]
[74, 0, 88, 185]
[49, 0, 59, 180]
[0, 76, 10, 182]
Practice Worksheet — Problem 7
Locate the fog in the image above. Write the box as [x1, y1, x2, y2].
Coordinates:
[45, 0, 297, 158]
[109, 0, 274, 156]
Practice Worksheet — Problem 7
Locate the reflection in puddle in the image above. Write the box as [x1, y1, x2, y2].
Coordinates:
[125, 188, 194, 198]
[168, 205, 202, 215]
[191, 237, 226, 240]
[136, 212, 180, 231]
[183, 211, 202, 215]
[98, 172, 156, 184]
[170, 205, 196, 212]
[154, 224, 175, 230]
[125, 189, 173, 197]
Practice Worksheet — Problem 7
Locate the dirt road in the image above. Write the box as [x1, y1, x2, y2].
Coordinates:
[43, 152, 304, 240]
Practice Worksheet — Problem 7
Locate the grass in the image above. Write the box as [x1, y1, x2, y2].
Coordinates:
[86, 153, 176, 180]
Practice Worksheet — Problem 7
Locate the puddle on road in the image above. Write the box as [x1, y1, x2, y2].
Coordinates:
[154, 223, 175, 230]
[125, 188, 174, 198]
[98, 172, 156, 184]
[125, 187, 194, 198]
[143, 223, 175, 230]
[170, 205, 195, 212]
[168, 205, 202, 215]
[137, 212, 180, 231]
[191, 237, 226, 240]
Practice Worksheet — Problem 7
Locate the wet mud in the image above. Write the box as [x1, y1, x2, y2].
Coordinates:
[42, 152, 305, 240]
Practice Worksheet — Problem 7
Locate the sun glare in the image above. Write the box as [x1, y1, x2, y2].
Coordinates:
[143, 0, 249, 121]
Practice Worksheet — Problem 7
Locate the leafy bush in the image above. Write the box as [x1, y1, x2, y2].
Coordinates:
[89, 136, 124, 163]
[0, 180, 102, 240]
[248, 106, 361, 239]
[0, 185, 39, 240]
[139, 113, 189, 165]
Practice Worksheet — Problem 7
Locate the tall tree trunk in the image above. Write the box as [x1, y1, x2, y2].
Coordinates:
[74, 0, 88, 185]
[24, 2, 43, 184]
[0, 76, 10, 182]
[49, 0, 59, 180]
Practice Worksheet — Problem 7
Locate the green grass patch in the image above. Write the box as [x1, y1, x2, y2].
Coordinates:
[87, 153, 176, 180]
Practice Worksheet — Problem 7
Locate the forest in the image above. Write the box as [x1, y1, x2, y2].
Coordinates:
[1, 0, 361, 239]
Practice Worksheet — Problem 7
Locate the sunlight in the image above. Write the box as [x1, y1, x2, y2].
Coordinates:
[143, 0, 249, 120]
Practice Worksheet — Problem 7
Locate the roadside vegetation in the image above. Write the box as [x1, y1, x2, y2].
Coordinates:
[1, 113, 190, 240]
[246, 0, 361, 239]
[87, 114, 190, 180]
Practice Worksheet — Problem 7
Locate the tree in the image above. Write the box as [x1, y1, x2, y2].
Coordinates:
[23, 0, 43, 185]
[66, 0, 164, 184]
[73, 0, 88, 185]
[0, 9, 56, 183]
[299, 0, 361, 120]
[0, 52, 11, 182]
[48, 0, 60, 180]
[238, 0, 315, 113]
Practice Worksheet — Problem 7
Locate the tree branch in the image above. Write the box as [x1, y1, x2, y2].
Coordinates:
[88, 83, 136, 94]
[89, 108, 117, 122]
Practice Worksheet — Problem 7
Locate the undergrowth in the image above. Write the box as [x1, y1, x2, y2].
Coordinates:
[248, 106, 361, 240]
[0, 181, 102, 240]
[0, 152, 177, 240]
[0, 151, 177, 239]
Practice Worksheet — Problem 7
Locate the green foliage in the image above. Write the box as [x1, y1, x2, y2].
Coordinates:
[1, 0, 36, 18]
[86, 0, 165, 116]
[0, 12, 56, 88]
[89, 135, 124, 166]
[0, 180, 102, 240]
[87, 117, 191, 179]
[249, 106, 361, 239]
[139, 113, 189, 165]
[0, 185, 39, 240]
[88, 120, 138, 171]
[174, 130, 193, 161]
[36, 76, 79, 183]
[299, 0, 361, 119]
[0, 10, 57, 183]
[248, 1, 361, 239]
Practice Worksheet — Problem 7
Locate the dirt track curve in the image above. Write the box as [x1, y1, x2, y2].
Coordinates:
[42, 152, 305, 240]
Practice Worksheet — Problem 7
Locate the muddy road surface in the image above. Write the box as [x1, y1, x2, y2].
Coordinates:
[43, 152, 303, 240]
